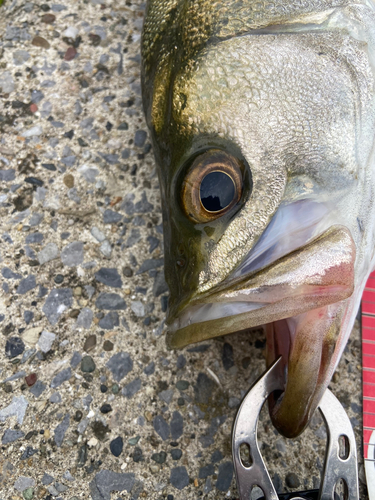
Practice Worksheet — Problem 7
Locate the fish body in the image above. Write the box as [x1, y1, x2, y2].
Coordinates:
[142, 0, 375, 437]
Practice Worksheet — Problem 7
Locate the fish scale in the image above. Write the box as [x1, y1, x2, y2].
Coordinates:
[362, 271, 375, 499]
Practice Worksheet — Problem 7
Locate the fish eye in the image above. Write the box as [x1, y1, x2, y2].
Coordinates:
[181, 149, 243, 223]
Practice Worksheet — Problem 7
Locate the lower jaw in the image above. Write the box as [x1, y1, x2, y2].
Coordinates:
[266, 302, 345, 438]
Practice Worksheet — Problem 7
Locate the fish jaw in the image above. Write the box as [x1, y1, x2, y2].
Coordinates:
[166, 225, 356, 437]
[266, 302, 345, 438]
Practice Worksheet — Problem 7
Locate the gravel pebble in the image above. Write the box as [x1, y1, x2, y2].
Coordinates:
[99, 311, 119, 329]
[14, 477, 36, 492]
[110, 436, 123, 457]
[51, 368, 72, 388]
[76, 308, 93, 329]
[2, 429, 25, 444]
[43, 288, 73, 325]
[37, 330, 56, 353]
[170, 466, 189, 490]
[95, 268, 122, 288]
[81, 355, 96, 373]
[89, 470, 135, 500]
[122, 378, 141, 398]
[5, 337, 25, 358]
[16, 275, 37, 295]
[61, 241, 84, 267]
[153, 415, 170, 441]
[54, 413, 70, 447]
[96, 292, 126, 310]
[216, 461, 234, 492]
[38, 242, 59, 264]
[0, 396, 28, 425]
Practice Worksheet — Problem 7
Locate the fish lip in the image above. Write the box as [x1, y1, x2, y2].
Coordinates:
[166, 224, 355, 348]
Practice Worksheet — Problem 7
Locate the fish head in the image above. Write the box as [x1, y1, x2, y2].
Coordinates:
[142, 3, 375, 437]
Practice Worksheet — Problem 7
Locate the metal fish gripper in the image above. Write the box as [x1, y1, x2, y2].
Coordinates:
[232, 357, 359, 500]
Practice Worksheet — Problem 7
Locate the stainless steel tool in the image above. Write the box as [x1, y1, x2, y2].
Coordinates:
[232, 357, 359, 500]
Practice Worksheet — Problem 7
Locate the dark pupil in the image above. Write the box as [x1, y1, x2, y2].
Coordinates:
[200, 171, 235, 212]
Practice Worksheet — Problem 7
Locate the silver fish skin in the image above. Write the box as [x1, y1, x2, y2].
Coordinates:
[142, 1, 375, 437]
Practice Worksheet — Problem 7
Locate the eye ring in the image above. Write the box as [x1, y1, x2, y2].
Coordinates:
[181, 149, 243, 223]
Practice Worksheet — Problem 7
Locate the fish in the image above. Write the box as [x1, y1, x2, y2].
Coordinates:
[141, 0, 375, 438]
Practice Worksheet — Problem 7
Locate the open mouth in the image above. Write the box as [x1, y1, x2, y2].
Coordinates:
[166, 224, 355, 436]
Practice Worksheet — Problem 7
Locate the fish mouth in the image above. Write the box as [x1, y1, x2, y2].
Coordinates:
[166, 224, 355, 437]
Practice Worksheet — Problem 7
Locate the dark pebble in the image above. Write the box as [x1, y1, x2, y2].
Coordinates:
[96, 292, 126, 311]
[134, 130, 147, 147]
[2, 267, 22, 280]
[176, 380, 189, 391]
[100, 384, 108, 393]
[23, 311, 34, 324]
[211, 450, 223, 463]
[170, 449, 182, 460]
[54, 274, 64, 284]
[151, 451, 167, 464]
[92, 421, 109, 441]
[199, 464, 214, 479]
[170, 466, 189, 490]
[177, 397, 185, 406]
[117, 122, 128, 130]
[41, 163, 56, 171]
[170, 411, 183, 440]
[81, 355, 96, 373]
[100, 403, 112, 414]
[132, 446, 143, 462]
[285, 473, 300, 488]
[83, 334, 96, 352]
[176, 354, 186, 369]
[26, 232, 44, 244]
[74, 410, 83, 422]
[122, 266, 133, 277]
[98, 311, 119, 330]
[77, 444, 88, 467]
[2, 429, 24, 444]
[29, 380, 46, 398]
[216, 461, 233, 491]
[144, 361, 155, 376]
[25, 373, 37, 386]
[21, 446, 38, 460]
[64, 130, 74, 139]
[42, 288, 73, 325]
[153, 415, 170, 441]
[222, 343, 234, 370]
[51, 367, 71, 388]
[95, 267, 123, 288]
[103, 340, 114, 351]
[5, 337, 25, 358]
[152, 271, 168, 297]
[0, 169, 16, 182]
[106, 351, 132, 381]
[16, 275, 37, 295]
[25, 177, 44, 187]
[103, 209, 122, 224]
[122, 378, 141, 398]
[272, 473, 282, 493]
[110, 436, 123, 457]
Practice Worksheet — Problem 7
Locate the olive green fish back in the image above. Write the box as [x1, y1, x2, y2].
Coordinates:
[142, 0, 356, 134]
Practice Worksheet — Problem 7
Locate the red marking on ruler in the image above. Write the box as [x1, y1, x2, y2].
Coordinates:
[362, 271, 375, 459]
